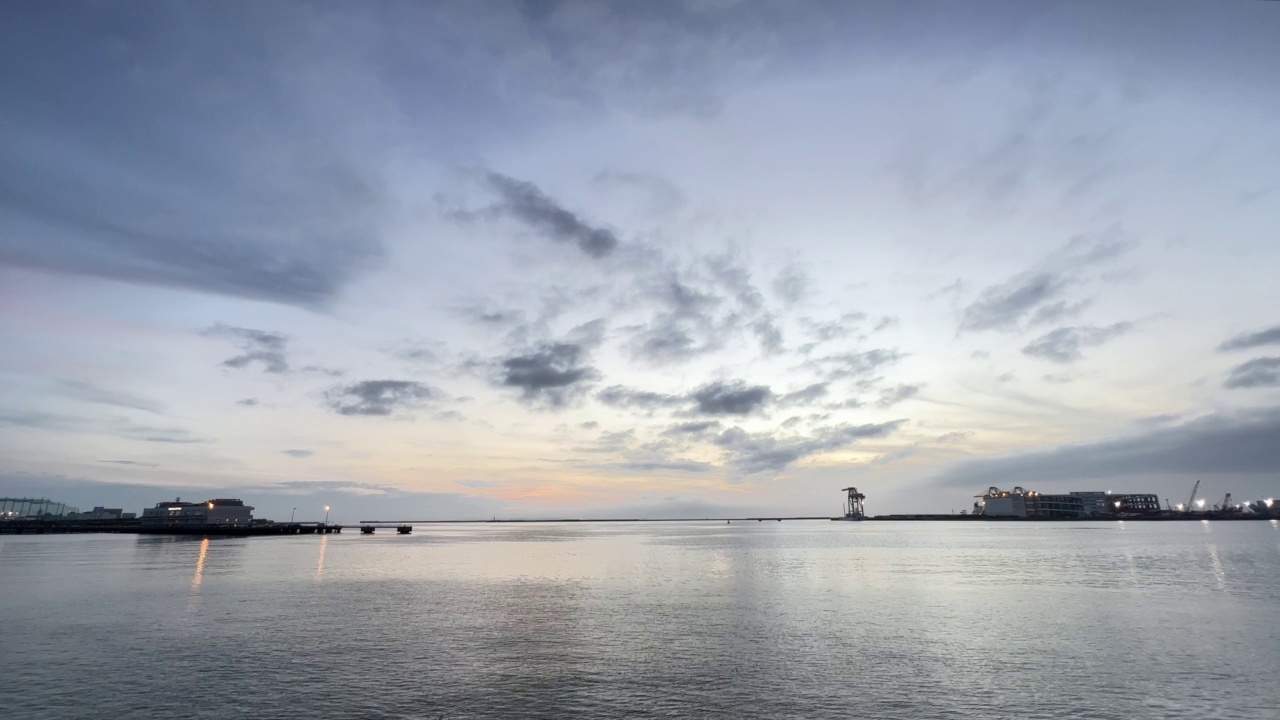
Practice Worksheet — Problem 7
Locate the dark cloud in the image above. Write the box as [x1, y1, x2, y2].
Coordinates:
[1224, 357, 1280, 389]
[203, 324, 290, 374]
[1021, 322, 1132, 363]
[960, 272, 1066, 332]
[326, 380, 437, 416]
[500, 343, 600, 407]
[236, 398, 260, 406]
[692, 381, 772, 416]
[282, 449, 314, 458]
[484, 172, 618, 258]
[715, 420, 905, 476]
[1219, 326, 1280, 352]
[877, 384, 921, 408]
[932, 407, 1280, 487]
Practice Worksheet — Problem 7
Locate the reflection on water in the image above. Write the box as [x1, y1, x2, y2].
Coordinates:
[191, 538, 209, 590]
[1, 522, 1278, 720]
[315, 533, 327, 582]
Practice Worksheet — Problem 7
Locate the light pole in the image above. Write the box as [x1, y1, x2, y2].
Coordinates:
[324, 505, 330, 525]
[291, 508, 297, 523]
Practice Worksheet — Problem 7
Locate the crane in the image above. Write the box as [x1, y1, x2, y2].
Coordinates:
[1186, 480, 1201, 513]
[1218, 493, 1232, 512]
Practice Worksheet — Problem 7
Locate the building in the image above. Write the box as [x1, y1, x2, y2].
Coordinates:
[141, 498, 254, 528]
[0, 497, 80, 519]
[1032, 494, 1086, 519]
[1110, 494, 1161, 515]
[1069, 491, 1110, 517]
[976, 487, 1033, 517]
[976, 487, 1086, 518]
[66, 506, 135, 521]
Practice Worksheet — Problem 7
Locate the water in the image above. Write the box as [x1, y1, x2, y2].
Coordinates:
[2, 521, 1278, 719]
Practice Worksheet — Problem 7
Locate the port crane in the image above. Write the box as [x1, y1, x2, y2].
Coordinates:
[1185, 480, 1201, 512]
[1216, 493, 1233, 512]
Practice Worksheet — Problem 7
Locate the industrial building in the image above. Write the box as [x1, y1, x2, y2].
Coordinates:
[140, 498, 254, 528]
[976, 487, 1167, 518]
[0, 498, 80, 518]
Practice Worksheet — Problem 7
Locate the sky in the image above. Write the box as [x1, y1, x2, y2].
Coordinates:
[2, 0, 1279, 522]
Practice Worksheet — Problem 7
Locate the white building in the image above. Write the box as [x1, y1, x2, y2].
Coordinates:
[141, 498, 254, 527]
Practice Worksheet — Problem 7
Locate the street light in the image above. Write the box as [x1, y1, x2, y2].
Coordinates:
[324, 505, 330, 525]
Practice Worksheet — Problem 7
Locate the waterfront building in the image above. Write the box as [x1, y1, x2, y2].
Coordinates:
[141, 498, 254, 527]
[976, 487, 1033, 517]
[1069, 491, 1110, 516]
[976, 487, 1086, 518]
[1109, 494, 1161, 515]
[0, 497, 80, 519]
[66, 506, 134, 520]
[1031, 494, 1086, 518]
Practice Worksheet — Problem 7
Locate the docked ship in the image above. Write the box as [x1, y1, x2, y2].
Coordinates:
[833, 486, 866, 521]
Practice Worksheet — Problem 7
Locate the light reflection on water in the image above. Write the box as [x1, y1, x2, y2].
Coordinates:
[1, 521, 1278, 720]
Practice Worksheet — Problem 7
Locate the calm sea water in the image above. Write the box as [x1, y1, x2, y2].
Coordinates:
[2, 521, 1278, 719]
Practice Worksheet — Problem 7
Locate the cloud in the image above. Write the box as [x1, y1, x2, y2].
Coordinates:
[611, 460, 714, 474]
[1, 138, 383, 308]
[1224, 357, 1280, 389]
[691, 381, 772, 415]
[960, 234, 1132, 333]
[57, 380, 164, 414]
[499, 343, 600, 407]
[779, 383, 829, 406]
[1219, 326, 1280, 352]
[457, 479, 501, 489]
[1021, 322, 1133, 363]
[325, 380, 437, 416]
[804, 348, 903, 382]
[203, 324, 290, 374]
[877, 384, 921, 408]
[97, 460, 159, 468]
[597, 386, 681, 410]
[1029, 299, 1092, 327]
[0, 411, 210, 443]
[661, 420, 722, 437]
[715, 420, 906, 475]
[960, 272, 1066, 332]
[772, 267, 809, 306]
[282, 449, 314, 458]
[236, 398, 260, 406]
[484, 172, 618, 258]
[931, 407, 1280, 487]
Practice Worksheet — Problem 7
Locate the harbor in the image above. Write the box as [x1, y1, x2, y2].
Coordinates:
[3, 482, 1278, 537]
